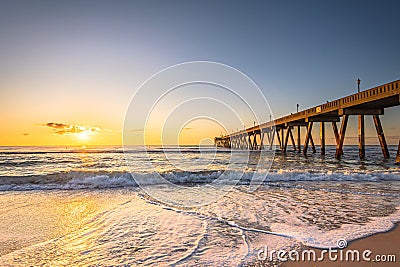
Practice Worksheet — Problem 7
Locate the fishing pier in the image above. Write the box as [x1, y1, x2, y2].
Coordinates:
[215, 79, 400, 162]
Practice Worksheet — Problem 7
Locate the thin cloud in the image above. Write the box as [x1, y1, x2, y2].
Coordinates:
[22, 133, 30, 136]
[43, 122, 101, 135]
[45, 122, 68, 129]
[129, 129, 144, 132]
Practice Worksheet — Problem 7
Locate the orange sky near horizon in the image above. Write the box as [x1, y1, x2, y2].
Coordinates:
[0, 73, 398, 147]
[0, 2, 399, 147]
[0, 101, 229, 146]
[1, 107, 398, 147]
[0, 71, 398, 147]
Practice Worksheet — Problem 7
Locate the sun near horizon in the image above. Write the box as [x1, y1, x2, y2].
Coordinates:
[0, 117, 228, 147]
[0, 0, 399, 148]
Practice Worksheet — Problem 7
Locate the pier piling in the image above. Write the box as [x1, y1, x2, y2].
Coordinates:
[320, 122, 325, 155]
[303, 122, 313, 155]
[335, 115, 348, 159]
[332, 122, 341, 155]
[310, 133, 316, 154]
[269, 128, 276, 150]
[297, 126, 301, 153]
[358, 115, 365, 159]
[276, 129, 282, 150]
[283, 127, 290, 153]
[373, 115, 390, 159]
[289, 127, 296, 151]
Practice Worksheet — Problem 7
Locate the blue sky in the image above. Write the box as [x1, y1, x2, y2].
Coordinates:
[0, 0, 399, 145]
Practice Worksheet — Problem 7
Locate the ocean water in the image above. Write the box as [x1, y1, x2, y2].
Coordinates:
[0, 145, 399, 266]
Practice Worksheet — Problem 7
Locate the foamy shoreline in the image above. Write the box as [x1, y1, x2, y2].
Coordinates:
[0, 186, 399, 266]
[280, 223, 400, 267]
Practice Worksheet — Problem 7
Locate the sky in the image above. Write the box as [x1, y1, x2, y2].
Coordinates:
[0, 0, 399, 146]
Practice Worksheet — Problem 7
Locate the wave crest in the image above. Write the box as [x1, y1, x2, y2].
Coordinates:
[0, 168, 399, 191]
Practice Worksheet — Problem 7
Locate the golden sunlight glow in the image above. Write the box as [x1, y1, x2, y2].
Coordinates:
[177, 119, 227, 146]
[77, 131, 90, 141]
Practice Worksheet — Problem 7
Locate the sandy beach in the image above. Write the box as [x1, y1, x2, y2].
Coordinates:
[1, 182, 399, 266]
[282, 224, 400, 267]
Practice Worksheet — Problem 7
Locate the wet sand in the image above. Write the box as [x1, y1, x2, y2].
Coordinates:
[0, 190, 127, 256]
[282, 224, 400, 267]
[1, 189, 399, 266]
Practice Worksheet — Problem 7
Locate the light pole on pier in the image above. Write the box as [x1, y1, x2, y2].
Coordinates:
[357, 78, 364, 158]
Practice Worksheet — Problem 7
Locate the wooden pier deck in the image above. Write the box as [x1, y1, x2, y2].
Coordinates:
[215, 79, 400, 162]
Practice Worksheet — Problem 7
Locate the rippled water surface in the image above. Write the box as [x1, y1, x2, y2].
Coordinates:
[0, 145, 399, 266]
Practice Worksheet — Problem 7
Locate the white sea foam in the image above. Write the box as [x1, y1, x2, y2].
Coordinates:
[1, 146, 399, 265]
[0, 168, 399, 191]
[0, 182, 399, 265]
[270, 208, 400, 248]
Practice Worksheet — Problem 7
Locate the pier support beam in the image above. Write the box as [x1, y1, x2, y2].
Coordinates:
[297, 126, 301, 153]
[396, 140, 400, 163]
[303, 122, 313, 155]
[358, 115, 365, 159]
[254, 132, 260, 150]
[339, 108, 383, 116]
[289, 127, 296, 151]
[276, 129, 282, 150]
[320, 122, 325, 155]
[310, 133, 316, 153]
[250, 133, 255, 150]
[256, 132, 260, 150]
[373, 115, 390, 159]
[283, 127, 290, 153]
[265, 130, 271, 150]
[335, 115, 349, 159]
[332, 122, 343, 156]
[248, 134, 252, 150]
[269, 128, 276, 150]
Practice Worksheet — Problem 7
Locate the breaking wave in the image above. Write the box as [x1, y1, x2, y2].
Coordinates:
[0, 168, 399, 191]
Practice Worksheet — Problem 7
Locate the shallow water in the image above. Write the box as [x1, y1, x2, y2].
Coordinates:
[0, 145, 399, 266]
